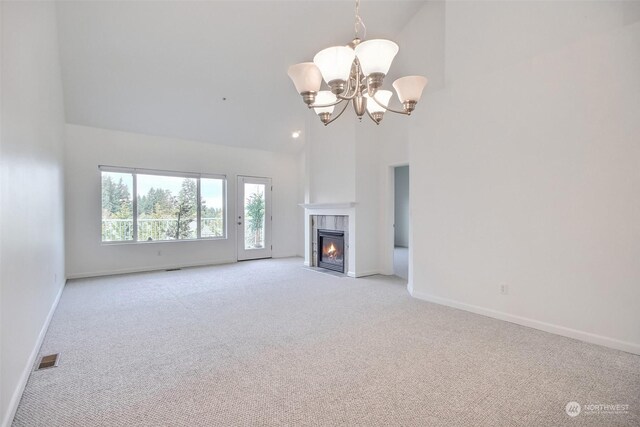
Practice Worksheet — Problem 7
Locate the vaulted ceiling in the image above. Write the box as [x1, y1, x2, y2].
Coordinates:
[56, 0, 427, 153]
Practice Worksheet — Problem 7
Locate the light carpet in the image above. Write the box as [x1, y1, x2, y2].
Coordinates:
[13, 258, 640, 426]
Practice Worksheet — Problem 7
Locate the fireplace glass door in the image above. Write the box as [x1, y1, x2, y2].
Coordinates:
[317, 230, 345, 273]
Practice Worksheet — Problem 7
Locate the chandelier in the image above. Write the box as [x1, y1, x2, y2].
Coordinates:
[287, 0, 428, 126]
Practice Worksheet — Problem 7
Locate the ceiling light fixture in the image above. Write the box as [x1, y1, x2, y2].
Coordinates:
[291, 130, 301, 139]
[287, 0, 428, 126]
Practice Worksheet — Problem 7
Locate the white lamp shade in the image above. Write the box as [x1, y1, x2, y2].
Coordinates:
[313, 46, 355, 84]
[392, 75, 428, 103]
[355, 39, 399, 76]
[287, 62, 322, 94]
[364, 90, 392, 114]
[313, 91, 337, 115]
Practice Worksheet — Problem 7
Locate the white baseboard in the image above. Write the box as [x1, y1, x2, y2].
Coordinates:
[66, 258, 238, 279]
[410, 290, 640, 356]
[2, 280, 65, 427]
[272, 253, 300, 259]
[352, 270, 380, 278]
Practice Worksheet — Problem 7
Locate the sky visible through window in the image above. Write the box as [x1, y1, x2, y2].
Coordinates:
[201, 178, 224, 211]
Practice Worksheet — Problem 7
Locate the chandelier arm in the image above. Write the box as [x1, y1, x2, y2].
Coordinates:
[323, 98, 350, 126]
[337, 83, 357, 101]
[308, 98, 344, 109]
[337, 92, 358, 101]
[346, 72, 354, 95]
[368, 87, 410, 115]
[336, 61, 360, 101]
[366, 109, 380, 125]
[336, 83, 359, 100]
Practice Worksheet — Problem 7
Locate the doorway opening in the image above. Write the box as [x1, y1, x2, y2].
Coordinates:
[393, 165, 409, 280]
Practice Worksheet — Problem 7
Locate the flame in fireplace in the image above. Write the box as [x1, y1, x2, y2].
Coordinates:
[323, 242, 342, 261]
[327, 243, 337, 256]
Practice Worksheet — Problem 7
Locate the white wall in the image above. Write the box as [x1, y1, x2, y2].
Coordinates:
[394, 166, 409, 247]
[303, 111, 384, 277]
[296, 149, 306, 257]
[303, 107, 400, 277]
[353, 122, 382, 276]
[306, 116, 356, 204]
[0, 2, 67, 425]
[388, 0, 445, 91]
[373, 1, 443, 278]
[65, 125, 301, 278]
[406, 1, 640, 353]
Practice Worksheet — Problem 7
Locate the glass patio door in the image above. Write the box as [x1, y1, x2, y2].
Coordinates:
[237, 176, 272, 261]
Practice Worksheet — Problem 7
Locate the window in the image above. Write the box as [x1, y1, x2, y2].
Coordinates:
[137, 174, 198, 241]
[101, 171, 134, 241]
[100, 166, 226, 243]
[200, 178, 225, 238]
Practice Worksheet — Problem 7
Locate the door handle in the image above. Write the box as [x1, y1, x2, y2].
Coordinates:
[237, 222, 242, 225]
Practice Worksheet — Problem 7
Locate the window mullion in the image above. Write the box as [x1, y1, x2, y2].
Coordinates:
[223, 179, 227, 239]
[132, 173, 138, 242]
[196, 178, 202, 239]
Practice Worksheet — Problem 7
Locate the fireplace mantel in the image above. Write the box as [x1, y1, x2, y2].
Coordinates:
[299, 202, 358, 209]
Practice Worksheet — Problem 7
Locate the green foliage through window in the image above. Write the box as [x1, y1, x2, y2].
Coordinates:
[245, 192, 265, 247]
[101, 169, 225, 242]
[101, 172, 133, 241]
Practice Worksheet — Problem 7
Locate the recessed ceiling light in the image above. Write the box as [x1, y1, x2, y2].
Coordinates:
[291, 130, 301, 139]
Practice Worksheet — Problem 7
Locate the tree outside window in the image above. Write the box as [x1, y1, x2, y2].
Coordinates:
[245, 192, 265, 248]
[101, 169, 225, 242]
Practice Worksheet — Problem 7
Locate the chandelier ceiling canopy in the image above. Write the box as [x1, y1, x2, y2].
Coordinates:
[288, 0, 428, 126]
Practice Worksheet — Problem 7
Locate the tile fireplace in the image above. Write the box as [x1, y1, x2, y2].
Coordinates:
[310, 214, 349, 274]
[301, 203, 356, 276]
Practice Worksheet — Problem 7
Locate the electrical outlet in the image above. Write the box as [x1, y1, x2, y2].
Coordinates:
[500, 284, 509, 295]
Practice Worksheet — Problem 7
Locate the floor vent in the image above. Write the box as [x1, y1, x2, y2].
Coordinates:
[36, 354, 60, 370]
[166, 268, 182, 271]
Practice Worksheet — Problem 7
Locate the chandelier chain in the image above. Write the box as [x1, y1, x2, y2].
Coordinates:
[354, 0, 366, 40]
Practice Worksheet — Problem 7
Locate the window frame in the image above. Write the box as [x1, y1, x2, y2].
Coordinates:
[99, 165, 227, 244]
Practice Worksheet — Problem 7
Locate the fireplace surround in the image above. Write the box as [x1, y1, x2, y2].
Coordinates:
[310, 214, 349, 274]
